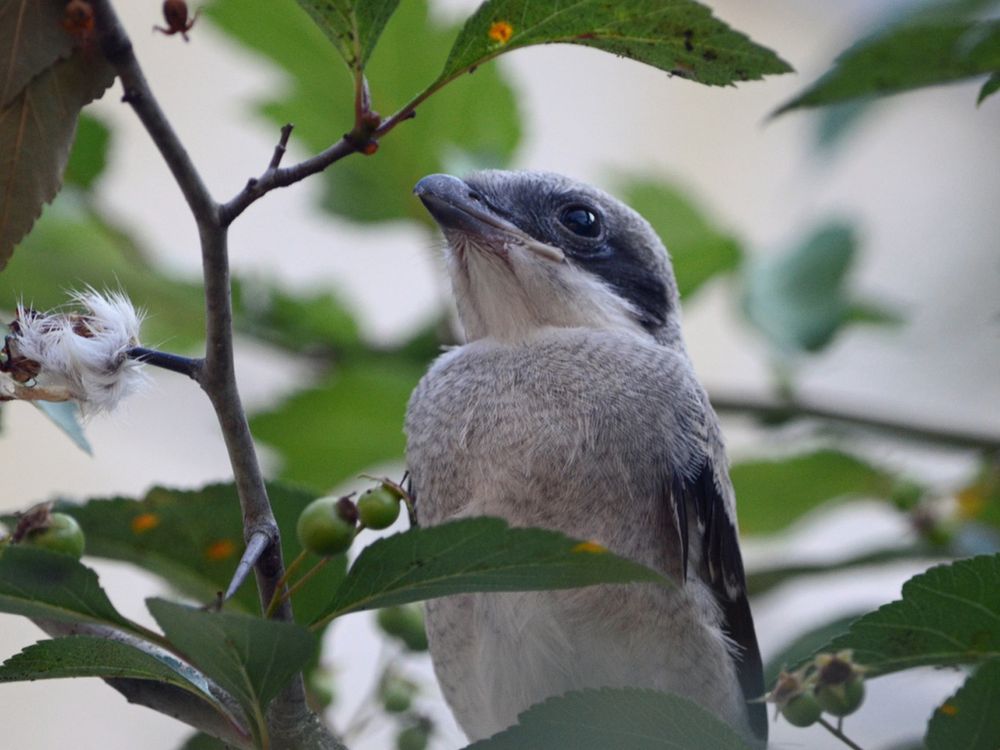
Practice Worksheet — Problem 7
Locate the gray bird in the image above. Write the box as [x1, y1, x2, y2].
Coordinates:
[405, 171, 766, 746]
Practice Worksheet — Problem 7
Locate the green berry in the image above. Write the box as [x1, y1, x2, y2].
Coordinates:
[381, 676, 416, 713]
[25, 513, 85, 558]
[816, 676, 865, 716]
[377, 605, 429, 652]
[358, 487, 401, 530]
[297, 496, 356, 557]
[396, 724, 429, 750]
[780, 692, 822, 727]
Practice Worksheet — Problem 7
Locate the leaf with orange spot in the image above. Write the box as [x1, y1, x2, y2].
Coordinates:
[52, 483, 346, 624]
[130, 513, 160, 534]
[313, 517, 667, 627]
[438, 0, 791, 89]
[571, 541, 607, 555]
[926, 659, 1000, 750]
[204, 539, 237, 562]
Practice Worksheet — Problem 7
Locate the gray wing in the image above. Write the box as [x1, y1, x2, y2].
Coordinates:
[669, 404, 768, 743]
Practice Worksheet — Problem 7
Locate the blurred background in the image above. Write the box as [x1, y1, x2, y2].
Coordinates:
[1, 0, 998, 748]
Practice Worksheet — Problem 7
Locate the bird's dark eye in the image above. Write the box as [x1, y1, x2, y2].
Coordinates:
[558, 205, 601, 238]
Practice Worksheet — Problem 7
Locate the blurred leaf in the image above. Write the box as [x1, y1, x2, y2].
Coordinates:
[32, 400, 91, 454]
[56, 482, 346, 624]
[206, 0, 521, 225]
[846, 302, 902, 326]
[0, 0, 76, 108]
[763, 613, 861, 686]
[926, 659, 1000, 750]
[0, 49, 114, 268]
[776, 19, 1000, 114]
[731, 449, 893, 535]
[979, 71, 1000, 103]
[179, 734, 228, 750]
[747, 545, 948, 597]
[251, 359, 422, 491]
[294, 0, 400, 70]
[814, 100, 875, 152]
[147, 598, 317, 733]
[619, 178, 742, 299]
[808, 554, 1000, 676]
[232, 278, 361, 355]
[0, 545, 135, 632]
[1, 192, 207, 351]
[314, 517, 667, 626]
[957, 462, 1000, 529]
[64, 113, 111, 190]
[440, 0, 792, 88]
[743, 221, 890, 353]
[464, 687, 753, 750]
[0, 636, 219, 705]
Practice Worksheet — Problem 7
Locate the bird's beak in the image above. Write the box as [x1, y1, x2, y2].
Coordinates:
[414, 174, 565, 263]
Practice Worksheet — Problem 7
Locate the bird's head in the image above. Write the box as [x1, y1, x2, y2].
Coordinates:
[415, 171, 682, 346]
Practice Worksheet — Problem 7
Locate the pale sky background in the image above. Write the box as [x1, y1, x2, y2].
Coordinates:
[1, 1, 998, 748]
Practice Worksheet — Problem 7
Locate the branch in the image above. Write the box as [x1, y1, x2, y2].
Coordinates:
[709, 390, 1000, 453]
[127, 346, 202, 380]
[90, 3, 344, 747]
[220, 133, 358, 225]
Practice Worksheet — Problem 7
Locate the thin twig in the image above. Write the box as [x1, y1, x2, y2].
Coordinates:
[710, 390, 1000, 453]
[269, 124, 294, 170]
[220, 135, 358, 225]
[127, 346, 202, 379]
[267, 556, 331, 618]
[817, 717, 866, 750]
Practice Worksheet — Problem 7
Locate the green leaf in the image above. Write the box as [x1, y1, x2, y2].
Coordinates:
[55, 483, 346, 624]
[32, 400, 91, 454]
[0, 635, 214, 700]
[464, 687, 753, 750]
[763, 613, 862, 686]
[0, 0, 77, 108]
[731, 449, 893, 535]
[294, 0, 400, 70]
[926, 659, 1000, 750]
[0, 48, 114, 268]
[978, 71, 1000, 104]
[742, 221, 887, 353]
[776, 19, 1000, 113]
[810, 554, 1000, 676]
[0, 545, 134, 631]
[313, 517, 667, 626]
[64, 113, 111, 190]
[439, 0, 791, 89]
[147, 598, 318, 732]
[232, 278, 361, 355]
[206, 0, 521, 225]
[619, 178, 742, 299]
[251, 359, 423, 491]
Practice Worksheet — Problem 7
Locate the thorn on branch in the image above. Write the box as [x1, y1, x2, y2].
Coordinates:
[223, 529, 272, 605]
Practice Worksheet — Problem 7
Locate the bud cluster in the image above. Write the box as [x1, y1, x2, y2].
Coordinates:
[768, 650, 866, 727]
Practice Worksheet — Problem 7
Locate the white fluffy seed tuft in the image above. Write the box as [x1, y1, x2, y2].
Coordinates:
[8, 289, 148, 415]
